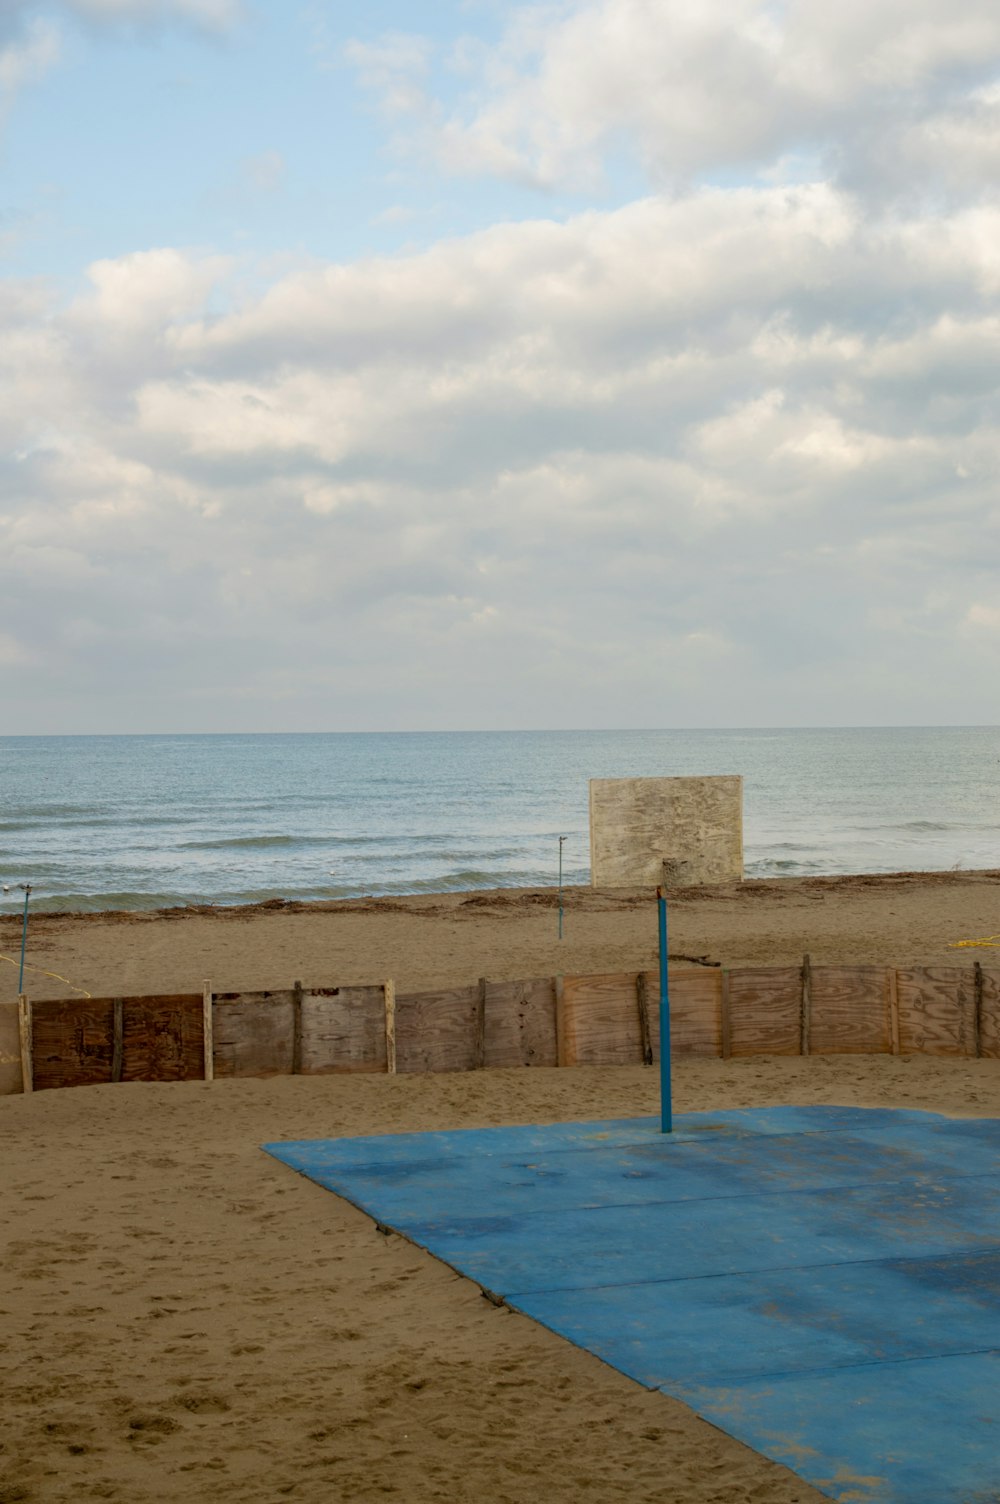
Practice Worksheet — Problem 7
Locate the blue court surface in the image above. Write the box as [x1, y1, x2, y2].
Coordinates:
[263, 1107, 1000, 1503]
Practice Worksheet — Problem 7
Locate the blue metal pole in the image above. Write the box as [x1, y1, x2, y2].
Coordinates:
[17, 884, 31, 994]
[657, 886, 672, 1133]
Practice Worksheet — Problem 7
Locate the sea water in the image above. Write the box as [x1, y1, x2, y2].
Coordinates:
[1, 727, 998, 912]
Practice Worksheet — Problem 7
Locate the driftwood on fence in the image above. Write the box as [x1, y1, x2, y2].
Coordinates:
[4, 959, 1000, 1093]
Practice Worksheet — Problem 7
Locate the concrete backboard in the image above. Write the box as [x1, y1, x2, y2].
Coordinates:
[589, 774, 743, 887]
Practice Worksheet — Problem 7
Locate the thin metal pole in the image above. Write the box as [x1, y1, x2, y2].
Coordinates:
[18, 884, 31, 995]
[558, 836, 566, 940]
[657, 886, 672, 1133]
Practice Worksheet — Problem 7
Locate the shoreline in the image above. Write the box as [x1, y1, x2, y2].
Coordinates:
[3, 868, 998, 1005]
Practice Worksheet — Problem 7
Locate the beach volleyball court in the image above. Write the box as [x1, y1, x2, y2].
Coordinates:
[265, 1106, 1000, 1504]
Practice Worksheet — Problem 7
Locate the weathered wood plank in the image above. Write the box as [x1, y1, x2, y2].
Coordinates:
[639, 970, 722, 1059]
[896, 967, 976, 1057]
[978, 968, 1000, 1059]
[727, 967, 801, 1056]
[384, 979, 396, 1075]
[808, 966, 892, 1054]
[394, 984, 480, 1073]
[211, 991, 295, 1078]
[299, 986, 387, 1074]
[483, 978, 558, 1068]
[561, 973, 642, 1065]
[17, 995, 33, 1094]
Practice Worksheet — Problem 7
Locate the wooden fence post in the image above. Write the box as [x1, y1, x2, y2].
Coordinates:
[974, 962, 984, 1059]
[292, 979, 304, 1076]
[202, 980, 214, 1082]
[384, 979, 397, 1075]
[635, 972, 653, 1065]
[111, 998, 124, 1083]
[17, 994, 32, 1094]
[800, 954, 811, 1056]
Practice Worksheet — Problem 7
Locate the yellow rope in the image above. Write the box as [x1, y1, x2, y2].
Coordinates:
[948, 936, 1000, 949]
[0, 952, 92, 997]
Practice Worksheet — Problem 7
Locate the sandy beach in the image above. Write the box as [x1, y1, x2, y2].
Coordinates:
[4, 871, 1000, 1502]
[3, 869, 999, 1006]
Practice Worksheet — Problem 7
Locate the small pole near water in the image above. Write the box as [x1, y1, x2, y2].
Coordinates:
[558, 836, 566, 940]
[17, 884, 31, 995]
[657, 886, 672, 1133]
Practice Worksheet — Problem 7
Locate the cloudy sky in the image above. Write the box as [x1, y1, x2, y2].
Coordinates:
[2, 0, 999, 733]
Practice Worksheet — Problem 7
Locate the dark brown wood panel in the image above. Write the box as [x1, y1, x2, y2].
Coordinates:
[32, 998, 115, 1090]
[483, 978, 558, 1068]
[727, 967, 801, 1056]
[980, 968, 1000, 1058]
[561, 973, 641, 1066]
[809, 966, 892, 1054]
[896, 967, 976, 1057]
[121, 994, 204, 1082]
[300, 987, 387, 1074]
[394, 986, 481, 1073]
[211, 991, 295, 1078]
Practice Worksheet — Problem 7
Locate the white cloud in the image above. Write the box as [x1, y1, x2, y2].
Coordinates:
[3, 169, 1000, 728]
[346, 0, 1000, 197]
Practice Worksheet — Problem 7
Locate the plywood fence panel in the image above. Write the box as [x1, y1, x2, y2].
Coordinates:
[979, 969, 1000, 1059]
[0, 1003, 22, 1094]
[121, 994, 204, 1082]
[895, 968, 976, 1057]
[211, 991, 295, 1078]
[32, 998, 115, 1090]
[809, 966, 892, 1054]
[639, 970, 723, 1058]
[301, 987, 387, 1074]
[727, 967, 801, 1056]
[484, 978, 558, 1068]
[395, 985, 481, 1074]
[561, 973, 641, 1066]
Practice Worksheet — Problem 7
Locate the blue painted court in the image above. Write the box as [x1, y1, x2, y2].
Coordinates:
[264, 1107, 1000, 1503]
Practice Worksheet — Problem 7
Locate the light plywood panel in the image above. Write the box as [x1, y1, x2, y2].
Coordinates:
[211, 991, 295, 1078]
[589, 775, 743, 887]
[300, 986, 387, 1074]
[561, 973, 642, 1066]
[640, 970, 722, 1058]
[727, 967, 801, 1056]
[394, 985, 480, 1074]
[896, 968, 976, 1057]
[809, 967, 892, 1055]
[484, 978, 558, 1068]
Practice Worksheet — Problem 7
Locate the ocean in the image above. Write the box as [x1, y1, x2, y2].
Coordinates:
[1, 727, 998, 913]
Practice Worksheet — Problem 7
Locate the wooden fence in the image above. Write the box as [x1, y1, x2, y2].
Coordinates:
[3, 960, 1000, 1094]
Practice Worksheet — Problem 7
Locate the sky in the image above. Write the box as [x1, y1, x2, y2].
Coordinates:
[1, 0, 999, 734]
